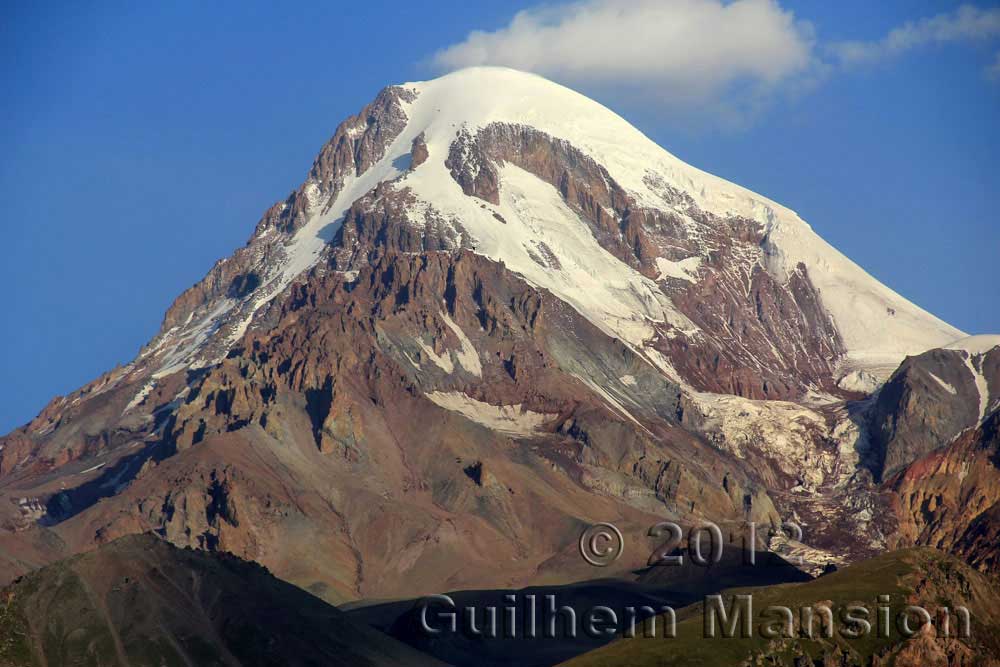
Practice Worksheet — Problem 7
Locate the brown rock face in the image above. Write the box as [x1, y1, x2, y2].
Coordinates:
[888, 409, 1000, 574]
[409, 132, 429, 169]
[659, 260, 843, 399]
[300, 85, 417, 208]
[0, 433, 34, 477]
[332, 184, 466, 268]
[869, 347, 995, 480]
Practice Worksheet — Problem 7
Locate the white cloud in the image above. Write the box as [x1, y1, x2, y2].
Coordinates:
[432, 0, 817, 113]
[831, 4, 1000, 67]
[431, 1, 1000, 122]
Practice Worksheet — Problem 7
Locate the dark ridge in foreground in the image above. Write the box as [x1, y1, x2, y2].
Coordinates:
[0, 533, 446, 667]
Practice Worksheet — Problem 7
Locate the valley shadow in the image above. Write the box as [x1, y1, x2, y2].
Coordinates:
[343, 548, 809, 667]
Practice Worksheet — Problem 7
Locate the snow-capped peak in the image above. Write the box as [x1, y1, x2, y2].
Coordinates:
[396, 67, 963, 375]
[143, 66, 965, 389]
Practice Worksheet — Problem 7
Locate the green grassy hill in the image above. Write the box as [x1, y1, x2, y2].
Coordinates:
[563, 548, 1000, 667]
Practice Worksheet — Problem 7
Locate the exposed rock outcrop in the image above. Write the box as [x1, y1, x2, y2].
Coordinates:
[889, 409, 1000, 573]
[869, 347, 998, 480]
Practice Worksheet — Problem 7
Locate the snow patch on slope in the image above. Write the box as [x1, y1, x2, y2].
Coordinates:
[942, 336, 999, 423]
[927, 371, 958, 396]
[151, 301, 234, 377]
[122, 380, 155, 415]
[655, 256, 701, 283]
[411, 312, 483, 376]
[401, 160, 695, 347]
[217, 145, 413, 355]
[959, 353, 990, 423]
[424, 391, 550, 435]
[415, 339, 455, 374]
[441, 312, 482, 377]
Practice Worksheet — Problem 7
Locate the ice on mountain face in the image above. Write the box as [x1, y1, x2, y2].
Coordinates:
[836, 369, 882, 394]
[761, 218, 963, 378]
[149, 300, 235, 377]
[223, 148, 411, 340]
[692, 392, 841, 490]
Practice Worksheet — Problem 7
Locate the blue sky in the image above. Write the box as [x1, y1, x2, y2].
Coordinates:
[1, 0, 998, 433]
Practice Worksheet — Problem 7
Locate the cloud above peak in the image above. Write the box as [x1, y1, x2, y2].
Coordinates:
[432, 0, 817, 113]
[432, 1, 1000, 123]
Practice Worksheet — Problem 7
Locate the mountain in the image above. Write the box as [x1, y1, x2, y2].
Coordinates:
[0, 533, 446, 667]
[0, 66, 995, 615]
